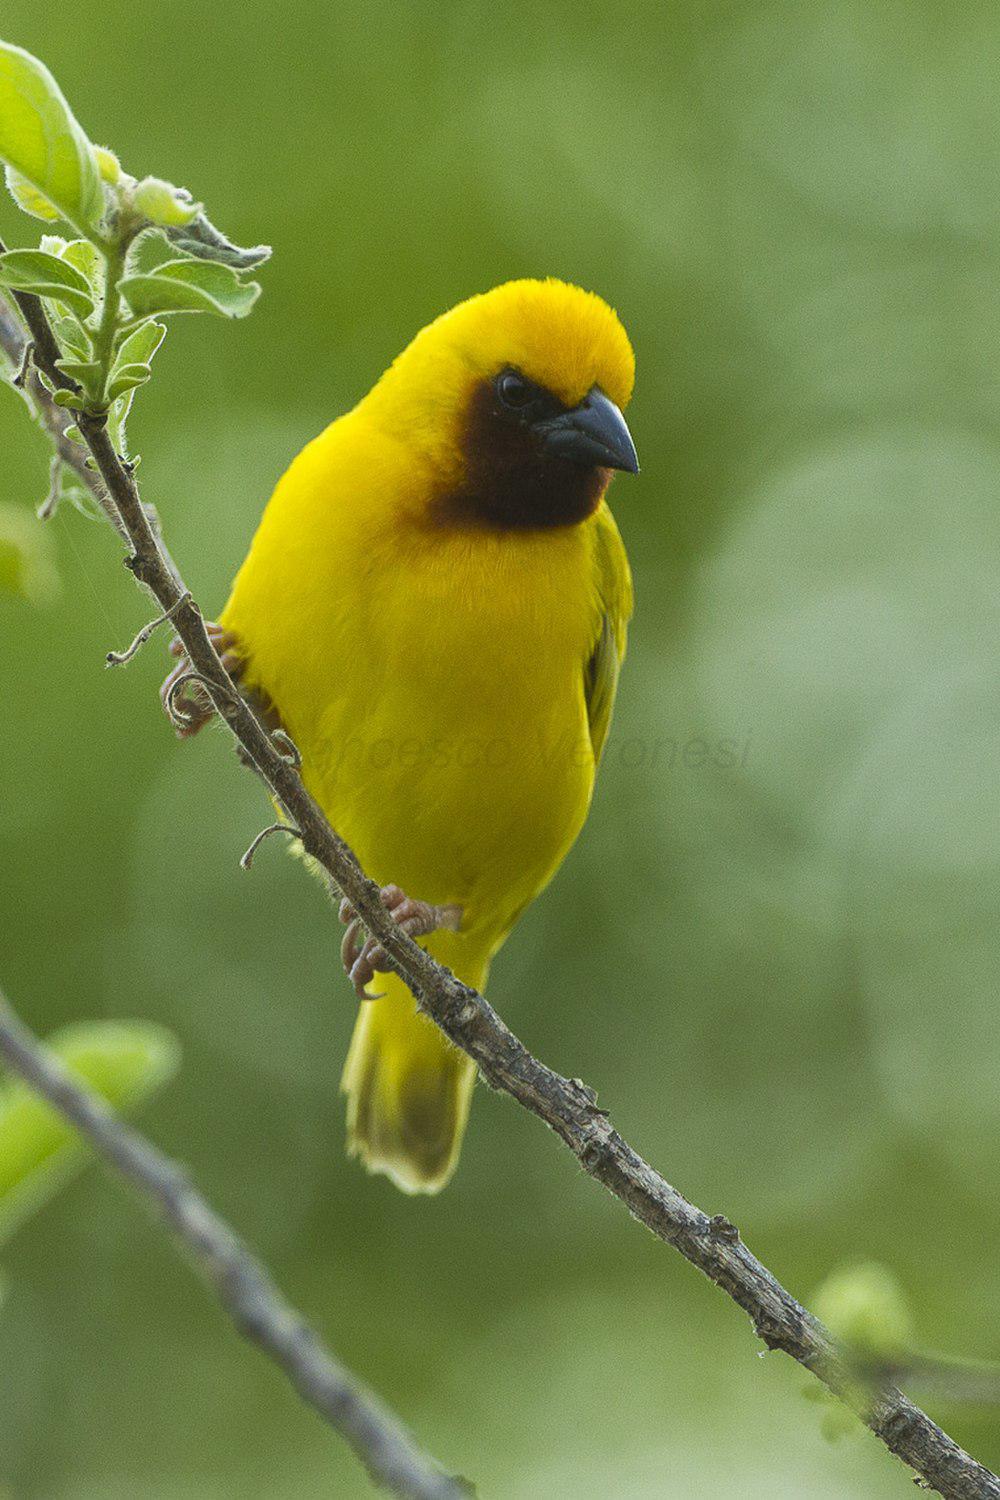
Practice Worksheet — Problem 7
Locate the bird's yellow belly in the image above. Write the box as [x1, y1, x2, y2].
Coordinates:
[223, 473, 605, 954]
[303, 624, 595, 943]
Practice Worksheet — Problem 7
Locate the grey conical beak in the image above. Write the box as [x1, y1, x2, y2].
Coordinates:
[539, 386, 639, 474]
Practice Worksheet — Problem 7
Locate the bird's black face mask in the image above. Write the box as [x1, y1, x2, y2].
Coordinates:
[440, 368, 639, 530]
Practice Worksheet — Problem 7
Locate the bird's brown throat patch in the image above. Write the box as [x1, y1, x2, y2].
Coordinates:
[431, 381, 611, 531]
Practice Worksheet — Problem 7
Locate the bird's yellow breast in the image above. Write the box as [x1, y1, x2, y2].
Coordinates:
[222, 412, 607, 947]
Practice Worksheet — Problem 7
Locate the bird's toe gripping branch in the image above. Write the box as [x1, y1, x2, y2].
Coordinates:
[339, 885, 463, 1000]
[160, 621, 244, 736]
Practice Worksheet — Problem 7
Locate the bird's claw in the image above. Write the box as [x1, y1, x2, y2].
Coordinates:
[160, 621, 243, 738]
[339, 913, 384, 998]
[338, 884, 462, 1000]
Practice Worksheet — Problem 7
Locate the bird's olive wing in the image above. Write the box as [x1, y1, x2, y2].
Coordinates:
[584, 505, 633, 765]
[584, 615, 619, 765]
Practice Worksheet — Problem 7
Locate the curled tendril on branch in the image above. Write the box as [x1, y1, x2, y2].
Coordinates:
[239, 822, 303, 871]
[163, 668, 237, 728]
[106, 591, 193, 666]
[271, 727, 302, 768]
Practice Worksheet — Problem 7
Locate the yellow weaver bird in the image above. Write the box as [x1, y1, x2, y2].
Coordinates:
[164, 278, 637, 1193]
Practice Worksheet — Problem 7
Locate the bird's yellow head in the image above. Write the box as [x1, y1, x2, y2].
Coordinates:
[360, 279, 638, 529]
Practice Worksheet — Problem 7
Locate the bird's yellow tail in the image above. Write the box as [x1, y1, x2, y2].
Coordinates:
[341, 971, 476, 1194]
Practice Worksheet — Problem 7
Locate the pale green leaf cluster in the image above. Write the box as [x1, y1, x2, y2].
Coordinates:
[0, 37, 269, 447]
[0, 1020, 180, 1250]
[106, 315, 166, 402]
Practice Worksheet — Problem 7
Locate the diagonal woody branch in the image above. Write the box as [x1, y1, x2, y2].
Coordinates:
[2, 283, 998, 1500]
[0, 988, 467, 1500]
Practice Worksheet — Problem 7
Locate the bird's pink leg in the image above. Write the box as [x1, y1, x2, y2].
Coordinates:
[339, 885, 463, 999]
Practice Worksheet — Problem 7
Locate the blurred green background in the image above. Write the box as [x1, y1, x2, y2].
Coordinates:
[2, 1, 999, 1495]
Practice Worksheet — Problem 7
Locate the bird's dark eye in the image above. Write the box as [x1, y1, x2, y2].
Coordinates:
[496, 369, 534, 410]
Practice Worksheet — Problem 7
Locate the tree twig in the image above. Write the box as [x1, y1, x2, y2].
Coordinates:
[106, 590, 192, 666]
[0, 988, 468, 1500]
[2, 285, 999, 1500]
[240, 820, 303, 870]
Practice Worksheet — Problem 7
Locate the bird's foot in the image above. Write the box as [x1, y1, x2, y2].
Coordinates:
[161, 623, 281, 747]
[339, 884, 463, 999]
[160, 621, 244, 738]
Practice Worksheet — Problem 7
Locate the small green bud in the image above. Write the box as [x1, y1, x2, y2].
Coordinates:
[92, 146, 121, 184]
[814, 1262, 913, 1364]
[132, 176, 202, 228]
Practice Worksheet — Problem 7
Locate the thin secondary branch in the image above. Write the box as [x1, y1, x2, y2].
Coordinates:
[106, 590, 191, 665]
[0, 990, 467, 1500]
[0, 289, 124, 539]
[2, 288, 998, 1500]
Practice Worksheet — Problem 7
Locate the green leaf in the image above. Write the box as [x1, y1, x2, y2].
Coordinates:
[107, 388, 135, 456]
[0, 248, 94, 318]
[0, 1020, 181, 1247]
[0, 42, 103, 230]
[114, 318, 166, 369]
[4, 165, 59, 221]
[132, 175, 202, 228]
[0, 248, 92, 295]
[48, 310, 90, 362]
[106, 362, 151, 403]
[59, 238, 102, 293]
[36, 236, 102, 305]
[0, 502, 58, 602]
[27, 284, 92, 319]
[52, 389, 81, 408]
[54, 356, 101, 388]
[105, 319, 165, 410]
[120, 258, 260, 319]
[163, 212, 271, 270]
